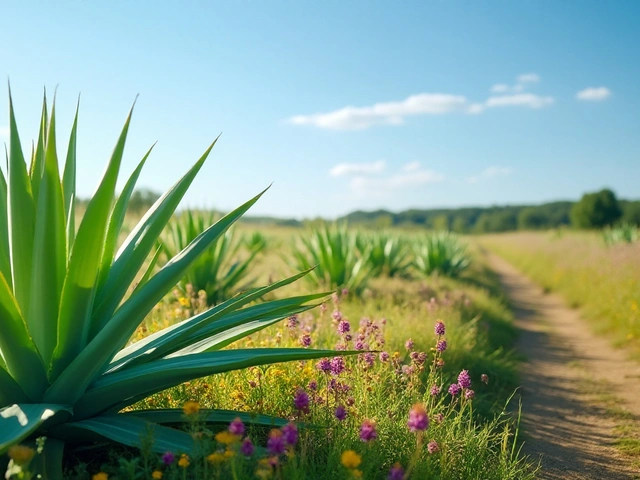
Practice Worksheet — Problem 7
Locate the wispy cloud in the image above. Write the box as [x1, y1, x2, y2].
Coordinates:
[288, 94, 469, 130]
[490, 73, 539, 94]
[401, 161, 421, 172]
[330, 160, 385, 177]
[576, 87, 611, 101]
[467, 166, 512, 184]
[485, 93, 554, 109]
[351, 169, 445, 192]
[517, 73, 540, 84]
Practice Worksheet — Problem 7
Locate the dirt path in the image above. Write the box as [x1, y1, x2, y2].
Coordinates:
[486, 252, 640, 480]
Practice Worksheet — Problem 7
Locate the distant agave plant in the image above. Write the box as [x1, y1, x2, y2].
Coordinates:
[161, 211, 266, 305]
[603, 223, 639, 246]
[291, 223, 374, 293]
[0, 91, 343, 476]
[357, 232, 413, 278]
[413, 231, 471, 278]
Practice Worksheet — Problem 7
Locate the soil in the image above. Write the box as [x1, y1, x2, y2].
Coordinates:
[486, 252, 640, 480]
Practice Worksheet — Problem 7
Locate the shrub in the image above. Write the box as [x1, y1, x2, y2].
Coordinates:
[413, 232, 471, 278]
[0, 92, 344, 477]
[356, 232, 412, 278]
[571, 188, 622, 229]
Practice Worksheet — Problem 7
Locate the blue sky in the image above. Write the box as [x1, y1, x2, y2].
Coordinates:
[1, 1, 639, 219]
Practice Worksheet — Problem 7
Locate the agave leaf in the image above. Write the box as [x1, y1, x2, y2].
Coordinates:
[62, 98, 79, 252]
[50, 105, 134, 380]
[28, 93, 48, 205]
[7, 89, 36, 316]
[92, 138, 219, 333]
[0, 167, 12, 285]
[0, 404, 71, 454]
[50, 415, 195, 454]
[0, 368, 28, 406]
[124, 409, 287, 428]
[131, 245, 162, 294]
[28, 101, 67, 366]
[45, 188, 264, 405]
[74, 348, 352, 418]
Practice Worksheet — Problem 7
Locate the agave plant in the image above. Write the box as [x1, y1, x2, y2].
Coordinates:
[161, 211, 266, 305]
[603, 223, 639, 246]
[413, 231, 471, 278]
[0, 92, 343, 475]
[290, 223, 373, 293]
[357, 232, 413, 278]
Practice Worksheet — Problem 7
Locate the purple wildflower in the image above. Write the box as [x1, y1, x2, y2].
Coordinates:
[434, 321, 446, 336]
[435, 413, 444, 424]
[436, 339, 447, 352]
[293, 388, 310, 413]
[344, 334, 353, 342]
[337, 320, 351, 335]
[458, 370, 472, 388]
[240, 438, 254, 457]
[282, 422, 298, 446]
[300, 334, 312, 347]
[354, 340, 365, 351]
[402, 365, 415, 375]
[465, 389, 475, 400]
[286, 316, 299, 329]
[335, 405, 347, 421]
[405, 338, 414, 351]
[332, 310, 343, 322]
[316, 358, 332, 373]
[330, 356, 346, 375]
[341, 288, 349, 297]
[448, 383, 461, 396]
[387, 463, 405, 480]
[379, 351, 390, 362]
[228, 417, 245, 436]
[308, 379, 318, 391]
[430, 384, 441, 396]
[359, 419, 377, 442]
[267, 429, 286, 455]
[427, 440, 440, 454]
[407, 404, 429, 432]
[162, 451, 175, 465]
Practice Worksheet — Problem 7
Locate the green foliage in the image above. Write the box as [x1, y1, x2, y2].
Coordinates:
[603, 223, 639, 245]
[571, 188, 623, 229]
[0, 92, 345, 477]
[291, 223, 374, 293]
[128, 188, 162, 214]
[161, 211, 266, 305]
[356, 232, 412, 278]
[413, 232, 471, 278]
[621, 200, 640, 226]
[517, 207, 548, 230]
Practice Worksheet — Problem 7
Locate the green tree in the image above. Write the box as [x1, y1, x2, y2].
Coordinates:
[571, 188, 622, 229]
[518, 207, 547, 230]
[622, 201, 640, 226]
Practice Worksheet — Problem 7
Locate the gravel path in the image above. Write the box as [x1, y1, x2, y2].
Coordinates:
[486, 252, 640, 480]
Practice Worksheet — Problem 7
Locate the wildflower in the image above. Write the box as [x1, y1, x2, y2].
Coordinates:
[321, 303, 328, 313]
[407, 403, 429, 432]
[347, 396, 356, 406]
[92, 474, 108, 480]
[338, 320, 351, 335]
[341, 288, 349, 296]
[448, 383, 461, 396]
[300, 334, 312, 347]
[458, 369, 472, 388]
[286, 315, 299, 329]
[229, 417, 245, 436]
[152, 471, 163, 479]
[8, 445, 35, 466]
[436, 358, 445, 368]
[255, 458, 273, 479]
[249, 380, 258, 388]
[388, 463, 405, 480]
[332, 310, 343, 322]
[241, 437, 255, 456]
[182, 400, 200, 415]
[481, 373, 489, 385]
[330, 356, 346, 375]
[178, 454, 190, 468]
[465, 389, 475, 400]
[341, 450, 362, 469]
[308, 379, 318, 391]
[427, 440, 440, 454]
[379, 351, 390, 362]
[435, 412, 445, 423]
[363, 352, 376, 368]
[430, 384, 441, 396]
[294, 388, 310, 413]
[316, 358, 332, 373]
[207, 452, 225, 465]
[282, 422, 298, 446]
[267, 429, 286, 455]
[335, 404, 347, 421]
[417, 352, 428, 364]
[435, 321, 446, 336]
[161, 451, 175, 465]
[345, 334, 353, 342]
[352, 470, 363, 478]
[402, 365, 415, 375]
[359, 419, 377, 442]
[224, 449, 235, 459]
[215, 431, 240, 445]
[436, 339, 447, 352]
[354, 340, 365, 350]
[405, 338, 414, 351]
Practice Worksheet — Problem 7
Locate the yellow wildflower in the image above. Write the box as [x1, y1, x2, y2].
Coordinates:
[207, 452, 225, 465]
[152, 471, 163, 479]
[351, 469, 363, 478]
[182, 401, 200, 415]
[341, 450, 362, 469]
[224, 448, 235, 458]
[8, 445, 35, 466]
[92, 474, 108, 480]
[178, 454, 190, 468]
[215, 431, 241, 445]
[178, 297, 190, 307]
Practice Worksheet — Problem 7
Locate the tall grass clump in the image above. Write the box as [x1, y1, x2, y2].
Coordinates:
[603, 223, 639, 246]
[0, 91, 348, 478]
[161, 210, 266, 305]
[414, 232, 471, 278]
[357, 232, 413, 278]
[291, 223, 374, 293]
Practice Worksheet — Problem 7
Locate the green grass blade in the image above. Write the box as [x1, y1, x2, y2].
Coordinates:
[123, 409, 288, 428]
[50, 105, 134, 380]
[0, 404, 71, 454]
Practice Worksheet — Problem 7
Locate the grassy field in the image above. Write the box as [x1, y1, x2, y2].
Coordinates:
[8, 227, 538, 480]
[478, 231, 640, 358]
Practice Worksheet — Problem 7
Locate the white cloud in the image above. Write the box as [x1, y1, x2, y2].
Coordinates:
[401, 161, 421, 172]
[330, 160, 385, 177]
[467, 166, 513, 184]
[351, 169, 445, 191]
[288, 93, 469, 130]
[485, 93, 554, 109]
[517, 73, 540, 83]
[576, 87, 611, 101]
[490, 84, 510, 93]
[466, 103, 485, 115]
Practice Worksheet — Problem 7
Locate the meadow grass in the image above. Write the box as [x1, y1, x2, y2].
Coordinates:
[478, 231, 640, 357]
